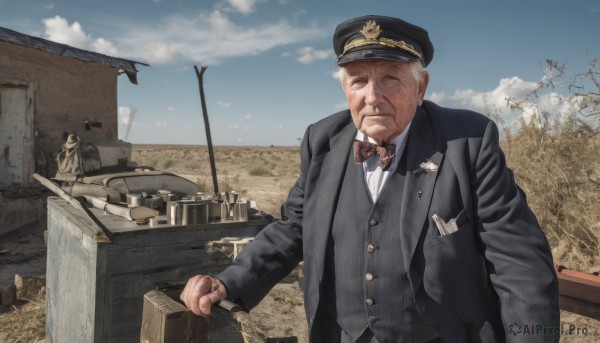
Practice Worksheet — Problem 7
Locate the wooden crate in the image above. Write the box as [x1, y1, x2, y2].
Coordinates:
[45, 197, 271, 343]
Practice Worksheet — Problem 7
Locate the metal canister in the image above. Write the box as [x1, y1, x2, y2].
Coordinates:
[168, 201, 180, 225]
[181, 201, 209, 225]
[169, 200, 195, 225]
[208, 200, 222, 222]
[233, 200, 248, 222]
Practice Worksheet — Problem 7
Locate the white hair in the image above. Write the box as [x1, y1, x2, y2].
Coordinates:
[333, 61, 425, 84]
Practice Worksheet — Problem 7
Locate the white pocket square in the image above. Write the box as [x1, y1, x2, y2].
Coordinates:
[432, 213, 459, 236]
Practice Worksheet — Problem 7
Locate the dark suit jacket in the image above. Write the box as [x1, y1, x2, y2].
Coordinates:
[218, 100, 560, 342]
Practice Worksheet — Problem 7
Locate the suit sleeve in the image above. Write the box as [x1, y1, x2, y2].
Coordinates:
[215, 125, 313, 311]
[473, 121, 560, 340]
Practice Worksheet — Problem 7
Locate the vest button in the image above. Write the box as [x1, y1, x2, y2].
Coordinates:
[365, 297, 374, 306]
[369, 218, 378, 226]
[368, 316, 376, 323]
[367, 244, 375, 253]
[365, 273, 374, 281]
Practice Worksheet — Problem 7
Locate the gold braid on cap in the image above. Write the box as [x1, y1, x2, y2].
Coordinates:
[341, 20, 422, 60]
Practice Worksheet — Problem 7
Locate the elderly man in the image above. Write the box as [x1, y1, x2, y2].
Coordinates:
[181, 15, 559, 342]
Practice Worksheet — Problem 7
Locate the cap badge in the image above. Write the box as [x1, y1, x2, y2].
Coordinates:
[360, 20, 382, 40]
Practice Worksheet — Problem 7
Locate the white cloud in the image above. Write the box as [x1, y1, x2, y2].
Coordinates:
[42, 16, 119, 55]
[228, 124, 240, 130]
[218, 101, 231, 108]
[116, 10, 325, 65]
[43, 16, 87, 46]
[91, 37, 118, 56]
[222, 0, 263, 14]
[42, 3, 55, 10]
[428, 77, 538, 115]
[40, 11, 327, 65]
[244, 125, 251, 130]
[429, 76, 581, 127]
[244, 114, 253, 120]
[155, 121, 168, 127]
[297, 46, 332, 64]
[277, 124, 284, 130]
[167, 106, 176, 111]
[281, 51, 292, 58]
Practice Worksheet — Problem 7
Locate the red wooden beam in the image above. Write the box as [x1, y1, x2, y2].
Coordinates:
[556, 265, 600, 320]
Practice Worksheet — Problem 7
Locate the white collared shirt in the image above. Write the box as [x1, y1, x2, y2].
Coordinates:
[355, 122, 412, 203]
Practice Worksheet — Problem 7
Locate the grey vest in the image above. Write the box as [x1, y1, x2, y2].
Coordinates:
[323, 147, 437, 342]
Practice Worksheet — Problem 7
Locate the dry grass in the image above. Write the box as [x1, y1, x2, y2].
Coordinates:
[0, 297, 45, 343]
[502, 120, 600, 273]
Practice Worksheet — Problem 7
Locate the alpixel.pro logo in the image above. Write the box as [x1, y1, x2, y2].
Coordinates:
[508, 323, 589, 336]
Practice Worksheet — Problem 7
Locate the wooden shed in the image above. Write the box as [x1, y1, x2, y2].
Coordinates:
[0, 26, 147, 235]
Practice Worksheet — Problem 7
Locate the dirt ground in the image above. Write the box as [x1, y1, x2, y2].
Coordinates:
[0, 145, 598, 342]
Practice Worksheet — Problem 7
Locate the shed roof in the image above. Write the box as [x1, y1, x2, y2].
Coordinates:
[0, 26, 149, 84]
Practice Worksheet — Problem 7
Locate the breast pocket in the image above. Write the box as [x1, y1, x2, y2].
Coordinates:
[430, 209, 468, 247]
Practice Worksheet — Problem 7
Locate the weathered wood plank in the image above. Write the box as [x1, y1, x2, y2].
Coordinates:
[46, 200, 101, 342]
[140, 290, 209, 343]
[557, 266, 600, 320]
[559, 295, 600, 320]
[14, 274, 45, 300]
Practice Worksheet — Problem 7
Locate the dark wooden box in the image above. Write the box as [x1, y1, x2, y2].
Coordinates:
[45, 197, 271, 342]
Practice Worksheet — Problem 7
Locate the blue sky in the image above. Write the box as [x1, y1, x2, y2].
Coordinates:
[1, 0, 598, 146]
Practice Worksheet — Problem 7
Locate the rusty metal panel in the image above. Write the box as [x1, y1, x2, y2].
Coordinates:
[0, 26, 147, 84]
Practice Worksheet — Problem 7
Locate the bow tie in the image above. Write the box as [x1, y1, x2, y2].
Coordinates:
[353, 139, 396, 171]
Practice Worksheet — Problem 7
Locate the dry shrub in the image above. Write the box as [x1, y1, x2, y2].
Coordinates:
[158, 158, 174, 170]
[249, 165, 272, 176]
[503, 119, 600, 272]
[498, 59, 600, 273]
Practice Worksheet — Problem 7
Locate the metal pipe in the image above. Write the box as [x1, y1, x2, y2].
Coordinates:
[194, 64, 219, 195]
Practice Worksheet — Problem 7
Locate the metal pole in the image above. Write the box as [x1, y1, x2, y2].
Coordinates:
[194, 64, 219, 195]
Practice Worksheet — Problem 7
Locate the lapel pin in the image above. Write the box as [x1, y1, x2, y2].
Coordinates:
[419, 159, 439, 172]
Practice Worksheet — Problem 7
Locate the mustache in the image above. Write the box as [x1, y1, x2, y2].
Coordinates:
[361, 112, 390, 116]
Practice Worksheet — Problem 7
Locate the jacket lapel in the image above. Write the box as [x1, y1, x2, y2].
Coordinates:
[308, 117, 357, 282]
[399, 107, 445, 282]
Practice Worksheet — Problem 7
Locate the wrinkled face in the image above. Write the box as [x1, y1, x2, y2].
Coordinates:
[342, 60, 429, 144]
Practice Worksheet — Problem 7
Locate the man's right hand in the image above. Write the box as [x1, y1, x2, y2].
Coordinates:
[180, 275, 228, 316]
